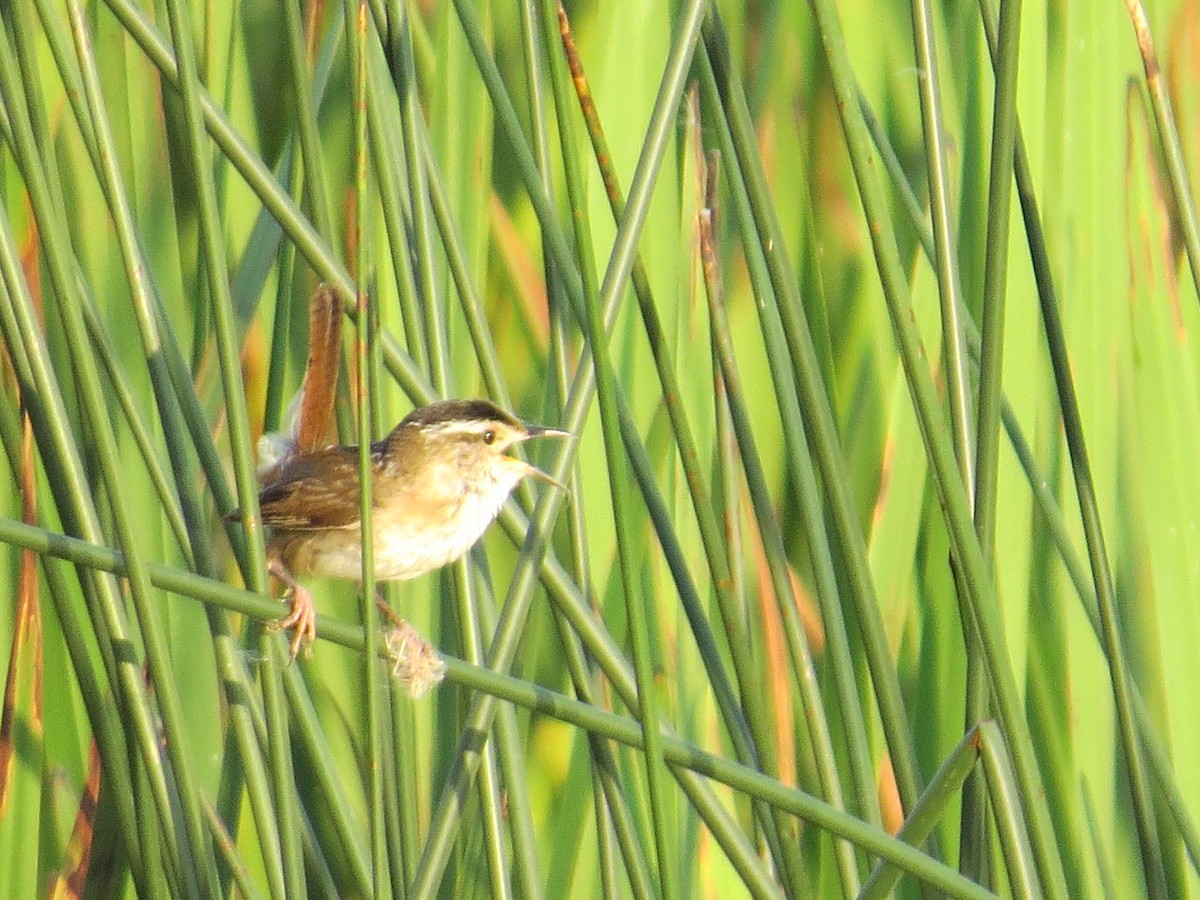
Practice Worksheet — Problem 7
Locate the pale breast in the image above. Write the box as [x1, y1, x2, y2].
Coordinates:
[278, 477, 514, 581]
[371, 484, 511, 579]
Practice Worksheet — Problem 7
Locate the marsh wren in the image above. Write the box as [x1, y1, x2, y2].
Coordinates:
[231, 399, 569, 658]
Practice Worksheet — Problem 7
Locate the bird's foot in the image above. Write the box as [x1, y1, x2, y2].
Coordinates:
[381, 614, 445, 699]
[271, 584, 317, 661]
[267, 558, 317, 660]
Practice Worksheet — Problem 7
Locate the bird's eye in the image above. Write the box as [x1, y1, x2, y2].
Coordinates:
[482, 429, 496, 445]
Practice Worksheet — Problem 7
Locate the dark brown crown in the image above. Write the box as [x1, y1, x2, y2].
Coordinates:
[400, 399, 521, 430]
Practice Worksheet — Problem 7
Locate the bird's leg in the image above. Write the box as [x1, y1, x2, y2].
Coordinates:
[267, 557, 317, 659]
[373, 593, 402, 624]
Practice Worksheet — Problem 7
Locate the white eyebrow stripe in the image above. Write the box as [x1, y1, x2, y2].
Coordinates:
[423, 420, 497, 438]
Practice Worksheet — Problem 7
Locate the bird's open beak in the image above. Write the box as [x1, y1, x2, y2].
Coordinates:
[515, 425, 571, 490]
[523, 424, 572, 440]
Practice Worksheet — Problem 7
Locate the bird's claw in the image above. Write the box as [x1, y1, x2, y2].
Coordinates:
[270, 585, 317, 660]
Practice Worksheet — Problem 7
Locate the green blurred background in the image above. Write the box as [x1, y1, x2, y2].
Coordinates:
[0, 0, 1197, 897]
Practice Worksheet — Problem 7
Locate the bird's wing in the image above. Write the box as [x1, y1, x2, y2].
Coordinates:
[256, 447, 365, 530]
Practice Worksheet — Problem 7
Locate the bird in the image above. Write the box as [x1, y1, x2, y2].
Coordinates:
[229, 398, 569, 658]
